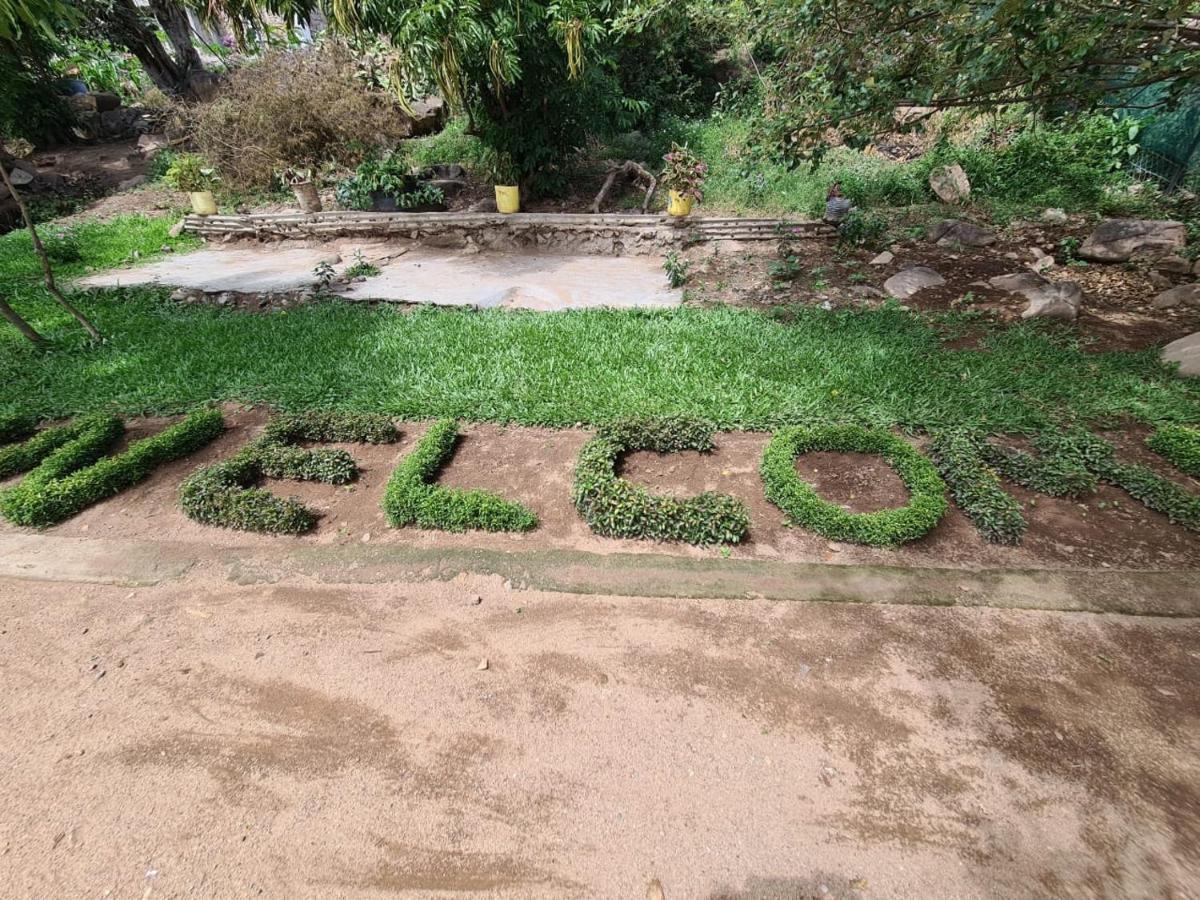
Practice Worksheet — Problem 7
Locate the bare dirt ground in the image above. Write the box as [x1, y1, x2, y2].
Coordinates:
[681, 227, 1200, 353]
[0, 567, 1197, 899]
[4, 407, 1196, 575]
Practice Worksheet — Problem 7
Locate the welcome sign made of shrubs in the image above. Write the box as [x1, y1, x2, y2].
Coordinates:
[0, 410, 1198, 547]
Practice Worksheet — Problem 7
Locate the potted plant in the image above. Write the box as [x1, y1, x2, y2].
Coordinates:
[280, 165, 322, 213]
[486, 151, 520, 214]
[334, 154, 447, 212]
[661, 143, 707, 217]
[164, 153, 220, 215]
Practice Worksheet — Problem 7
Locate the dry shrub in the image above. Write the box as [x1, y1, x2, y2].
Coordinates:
[182, 44, 411, 189]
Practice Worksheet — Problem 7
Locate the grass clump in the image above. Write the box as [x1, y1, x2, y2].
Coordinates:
[573, 417, 749, 546]
[180, 411, 397, 535]
[761, 424, 947, 546]
[1148, 425, 1200, 478]
[927, 429, 1026, 545]
[0, 409, 223, 527]
[1038, 429, 1200, 531]
[382, 419, 536, 533]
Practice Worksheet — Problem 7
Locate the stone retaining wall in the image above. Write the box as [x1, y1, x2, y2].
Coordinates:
[182, 211, 834, 255]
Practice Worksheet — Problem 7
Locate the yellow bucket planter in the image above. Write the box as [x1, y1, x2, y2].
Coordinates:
[667, 190, 694, 217]
[189, 191, 218, 216]
[494, 185, 520, 214]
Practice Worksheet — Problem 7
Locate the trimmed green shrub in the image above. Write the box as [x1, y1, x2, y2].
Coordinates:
[1038, 429, 1200, 532]
[262, 410, 399, 445]
[1, 416, 108, 480]
[573, 417, 749, 545]
[761, 424, 947, 546]
[979, 440, 1096, 497]
[382, 419, 537, 533]
[1148, 426, 1200, 479]
[180, 411, 398, 535]
[0, 415, 36, 446]
[927, 429, 1026, 544]
[0, 409, 223, 527]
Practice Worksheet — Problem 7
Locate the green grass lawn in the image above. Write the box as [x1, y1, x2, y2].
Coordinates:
[1, 215, 1197, 432]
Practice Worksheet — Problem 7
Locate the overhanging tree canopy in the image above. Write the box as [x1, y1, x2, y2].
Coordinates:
[754, 0, 1200, 153]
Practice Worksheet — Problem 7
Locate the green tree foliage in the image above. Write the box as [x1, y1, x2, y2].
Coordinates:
[753, 0, 1200, 153]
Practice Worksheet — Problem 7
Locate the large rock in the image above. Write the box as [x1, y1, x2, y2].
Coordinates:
[929, 164, 970, 203]
[1078, 219, 1186, 262]
[408, 96, 447, 137]
[66, 91, 121, 114]
[989, 272, 1084, 321]
[928, 219, 996, 248]
[884, 266, 945, 300]
[1151, 284, 1200, 309]
[1162, 332, 1200, 377]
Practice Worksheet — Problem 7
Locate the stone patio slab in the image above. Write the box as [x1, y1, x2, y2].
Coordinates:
[77, 247, 342, 293]
[338, 247, 681, 309]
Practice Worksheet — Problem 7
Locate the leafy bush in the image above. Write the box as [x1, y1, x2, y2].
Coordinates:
[761, 424, 947, 546]
[183, 44, 412, 189]
[1148, 426, 1200, 478]
[927, 429, 1026, 544]
[335, 154, 445, 211]
[180, 411, 397, 534]
[51, 37, 148, 102]
[1037, 429, 1200, 531]
[0, 409, 223, 527]
[0, 414, 35, 446]
[661, 143, 708, 200]
[573, 417, 749, 546]
[663, 252, 689, 288]
[382, 419, 536, 533]
[837, 209, 890, 250]
[162, 154, 219, 192]
[0, 35, 70, 144]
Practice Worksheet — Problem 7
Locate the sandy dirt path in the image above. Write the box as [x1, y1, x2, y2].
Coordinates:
[1, 568, 1197, 899]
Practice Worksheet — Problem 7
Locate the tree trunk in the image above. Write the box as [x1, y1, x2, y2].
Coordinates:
[0, 164, 102, 342]
[0, 295, 45, 346]
[149, 0, 204, 82]
[102, 0, 188, 95]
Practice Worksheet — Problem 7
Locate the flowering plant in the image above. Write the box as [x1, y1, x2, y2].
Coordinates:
[661, 143, 708, 201]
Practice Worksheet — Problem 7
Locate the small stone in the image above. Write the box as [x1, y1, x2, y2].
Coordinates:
[468, 595, 483, 606]
[1029, 255, 1055, 273]
[1154, 255, 1192, 274]
[160, 244, 173, 253]
[477, 658, 489, 671]
[868, 250, 894, 266]
[215, 292, 235, 306]
[169, 288, 189, 302]
[168, 220, 185, 238]
[884, 266, 945, 300]
[1152, 284, 1200, 309]
[361, 532, 371, 543]
[1040, 208, 1069, 225]
[927, 219, 995, 248]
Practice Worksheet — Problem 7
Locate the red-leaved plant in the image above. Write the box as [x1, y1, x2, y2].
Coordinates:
[661, 143, 708, 201]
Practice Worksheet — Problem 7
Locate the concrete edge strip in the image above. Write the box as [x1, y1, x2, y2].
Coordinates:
[0, 533, 1196, 617]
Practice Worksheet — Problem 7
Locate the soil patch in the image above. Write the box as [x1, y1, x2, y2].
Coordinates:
[0, 574, 1197, 896]
[3, 407, 1197, 572]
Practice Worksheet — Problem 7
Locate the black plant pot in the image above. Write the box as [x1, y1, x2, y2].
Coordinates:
[368, 191, 446, 213]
